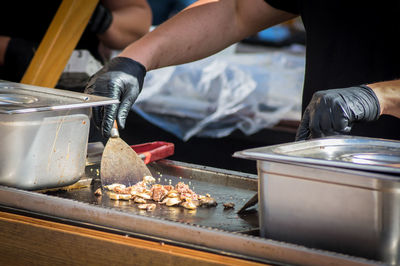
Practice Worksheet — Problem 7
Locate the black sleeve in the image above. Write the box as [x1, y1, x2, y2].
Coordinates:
[264, 0, 300, 15]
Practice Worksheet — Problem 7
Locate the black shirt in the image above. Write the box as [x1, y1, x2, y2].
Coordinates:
[0, 1, 102, 62]
[264, 0, 400, 140]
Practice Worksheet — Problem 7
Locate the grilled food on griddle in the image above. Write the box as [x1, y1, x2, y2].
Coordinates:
[101, 176, 217, 211]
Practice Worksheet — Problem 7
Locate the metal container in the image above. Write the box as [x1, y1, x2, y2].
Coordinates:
[234, 136, 400, 264]
[0, 80, 117, 190]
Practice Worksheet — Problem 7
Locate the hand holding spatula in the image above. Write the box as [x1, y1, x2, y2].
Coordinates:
[84, 56, 146, 138]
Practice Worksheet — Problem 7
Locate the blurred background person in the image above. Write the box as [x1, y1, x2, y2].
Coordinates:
[0, 0, 152, 83]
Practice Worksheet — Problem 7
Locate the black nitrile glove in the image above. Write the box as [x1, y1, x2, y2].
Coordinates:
[295, 85, 380, 141]
[2, 38, 37, 82]
[84, 57, 146, 137]
[87, 3, 113, 34]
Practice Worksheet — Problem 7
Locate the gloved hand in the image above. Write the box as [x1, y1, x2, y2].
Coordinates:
[295, 85, 380, 141]
[84, 57, 146, 137]
[87, 3, 113, 34]
[2, 38, 37, 82]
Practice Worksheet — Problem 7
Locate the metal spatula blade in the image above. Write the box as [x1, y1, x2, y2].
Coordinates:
[100, 122, 152, 188]
[237, 192, 258, 214]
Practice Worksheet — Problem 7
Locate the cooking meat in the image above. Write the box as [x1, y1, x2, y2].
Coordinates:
[181, 198, 197, 210]
[166, 190, 179, 198]
[136, 192, 151, 199]
[134, 197, 147, 204]
[161, 197, 181, 206]
[180, 192, 198, 201]
[163, 185, 174, 191]
[131, 181, 149, 193]
[175, 182, 194, 194]
[223, 202, 235, 209]
[104, 183, 125, 191]
[151, 184, 168, 202]
[143, 175, 156, 184]
[99, 178, 217, 211]
[138, 203, 156, 211]
[199, 194, 217, 207]
[109, 192, 132, 201]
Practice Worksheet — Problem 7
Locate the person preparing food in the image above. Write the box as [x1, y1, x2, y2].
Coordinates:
[84, 0, 400, 140]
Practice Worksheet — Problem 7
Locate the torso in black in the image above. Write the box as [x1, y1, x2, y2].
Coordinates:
[0, 1, 102, 62]
[264, 0, 400, 140]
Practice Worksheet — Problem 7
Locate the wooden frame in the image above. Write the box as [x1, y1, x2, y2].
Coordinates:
[21, 0, 99, 88]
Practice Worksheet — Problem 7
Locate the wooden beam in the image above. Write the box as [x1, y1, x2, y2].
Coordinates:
[0, 211, 267, 265]
[21, 0, 99, 88]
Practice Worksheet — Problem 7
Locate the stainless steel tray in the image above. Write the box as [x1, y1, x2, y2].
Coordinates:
[0, 80, 118, 114]
[0, 80, 118, 190]
[234, 136, 400, 264]
[234, 136, 400, 175]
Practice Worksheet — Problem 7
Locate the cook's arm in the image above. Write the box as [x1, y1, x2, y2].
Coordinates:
[119, 0, 296, 70]
[368, 80, 400, 118]
[85, 0, 297, 137]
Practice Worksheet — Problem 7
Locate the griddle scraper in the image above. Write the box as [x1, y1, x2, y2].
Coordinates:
[100, 121, 152, 188]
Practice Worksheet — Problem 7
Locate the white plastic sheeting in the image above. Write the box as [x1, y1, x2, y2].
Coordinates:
[133, 48, 305, 141]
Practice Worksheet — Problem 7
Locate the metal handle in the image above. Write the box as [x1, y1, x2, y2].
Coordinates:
[110, 121, 119, 138]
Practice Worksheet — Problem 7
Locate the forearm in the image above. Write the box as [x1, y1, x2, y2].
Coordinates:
[119, 0, 295, 71]
[99, 0, 152, 50]
[368, 80, 400, 118]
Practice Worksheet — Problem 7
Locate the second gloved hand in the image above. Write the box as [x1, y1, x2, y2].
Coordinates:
[295, 85, 380, 141]
[84, 57, 146, 137]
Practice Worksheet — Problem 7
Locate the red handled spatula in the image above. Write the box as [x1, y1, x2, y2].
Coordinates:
[100, 121, 152, 188]
[130, 141, 175, 164]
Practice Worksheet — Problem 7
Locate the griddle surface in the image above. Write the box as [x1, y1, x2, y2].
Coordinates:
[45, 164, 258, 233]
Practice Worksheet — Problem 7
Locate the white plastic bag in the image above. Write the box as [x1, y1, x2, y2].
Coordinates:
[133, 49, 305, 141]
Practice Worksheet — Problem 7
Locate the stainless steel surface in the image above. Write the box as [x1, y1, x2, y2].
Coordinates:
[0, 109, 90, 190]
[0, 80, 117, 190]
[237, 192, 258, 214]
[0, 80, 118, 114]
[0, 160, 380, 266]
[101, 126, 151, 187]
[234, 136, 400, 264]
[110, 127, 119, 138]
[234, 135, 400, 174]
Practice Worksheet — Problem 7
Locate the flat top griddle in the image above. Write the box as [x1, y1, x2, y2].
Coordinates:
[0, 160, 380, 266]
[44, 160, 259, 233]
